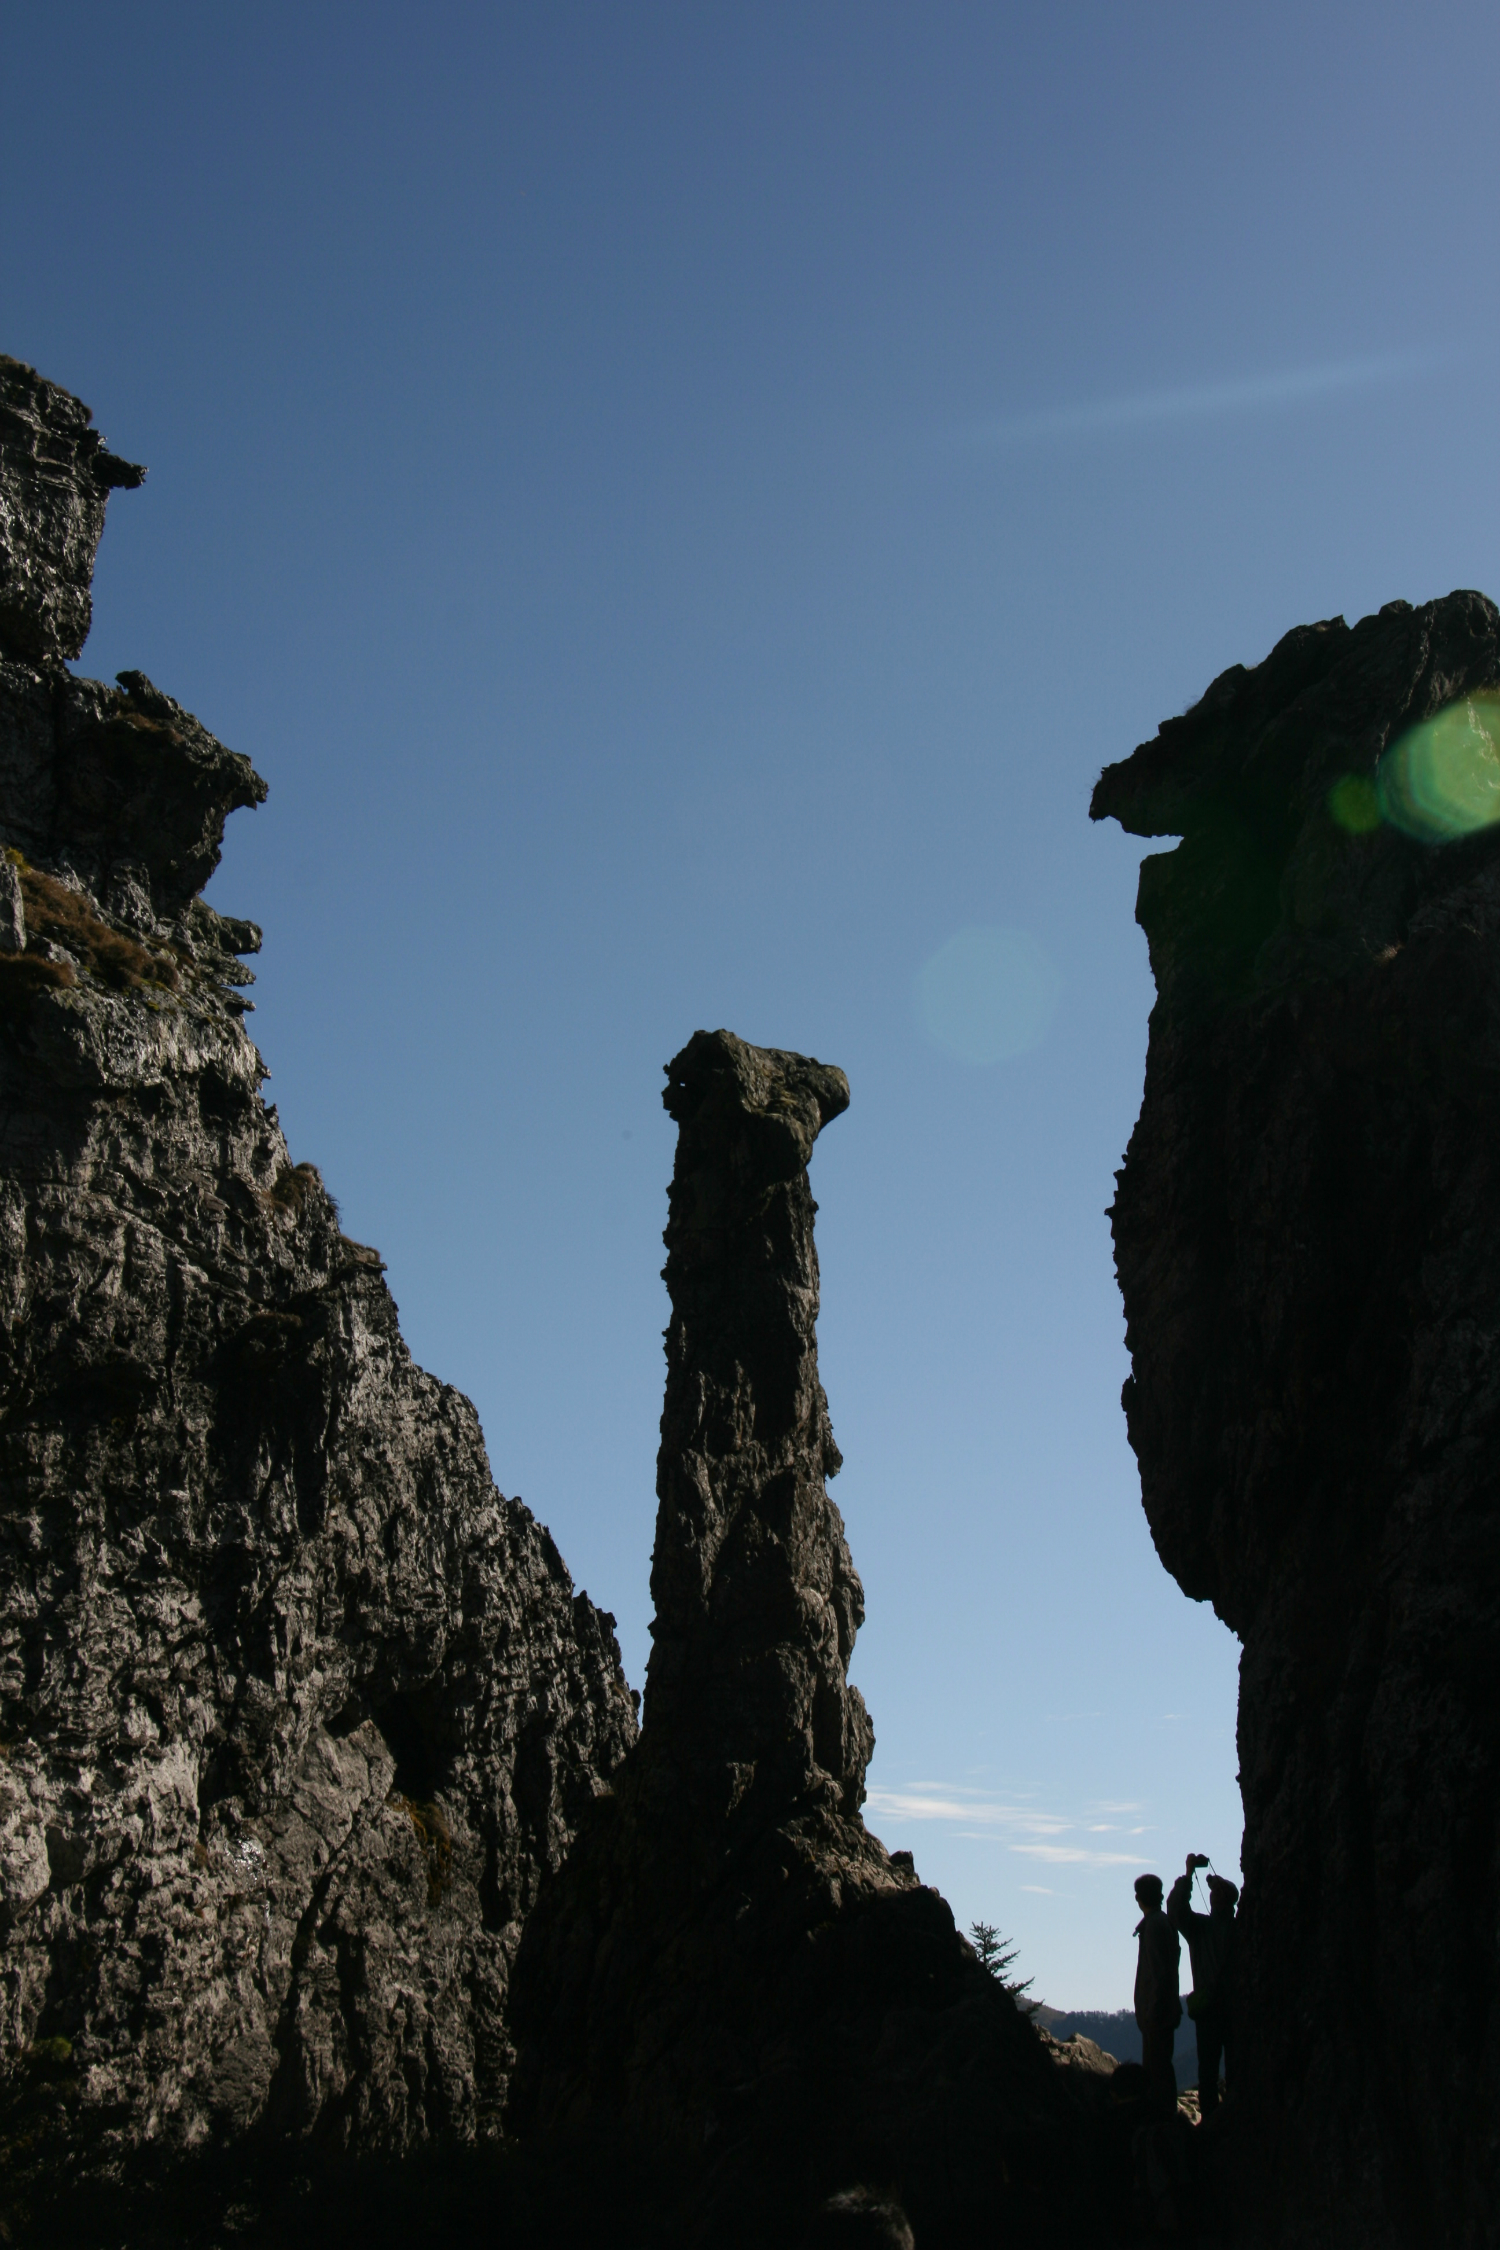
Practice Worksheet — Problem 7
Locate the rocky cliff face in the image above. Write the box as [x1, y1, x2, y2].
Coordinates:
[0, 354, 637, 2199]
[0, 355, 145, 669]
[1092, 592, 1500, 2247]
[511, 1029, 1100, 2247]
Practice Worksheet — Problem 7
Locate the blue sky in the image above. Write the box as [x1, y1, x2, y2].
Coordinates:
[6, 1, 1498, 2006]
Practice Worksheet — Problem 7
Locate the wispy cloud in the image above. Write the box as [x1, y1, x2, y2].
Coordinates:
[865, 1781, 1156, 1869]
[1013, 1843, 1143, 1867]
[958, 349, 1443, 448]
[867, 1787, 1069, 1836]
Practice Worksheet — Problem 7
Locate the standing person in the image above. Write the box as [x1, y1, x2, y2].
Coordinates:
[1133, 1872, 1182, 2114]
[1167, 1853, 1238, 2114]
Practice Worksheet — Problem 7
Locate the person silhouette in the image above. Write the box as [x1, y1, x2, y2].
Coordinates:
[1132, 1872, 1181, 2114]
[1167, 1853, 1238, 2113]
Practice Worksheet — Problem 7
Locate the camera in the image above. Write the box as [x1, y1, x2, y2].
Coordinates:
[1188, 1853, 1210, 1870]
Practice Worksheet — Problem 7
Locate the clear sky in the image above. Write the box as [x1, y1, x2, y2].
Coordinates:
[6, 1, 1498, 2008]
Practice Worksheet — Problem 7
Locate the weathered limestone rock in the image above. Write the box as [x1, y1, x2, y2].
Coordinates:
[511, 1030, 1097, 2246]
[0, 354, 637, 2198]
[0, 356, 144, 667]
[644, 1030, 871, 1835]
[1092, 591, 1500, 2247]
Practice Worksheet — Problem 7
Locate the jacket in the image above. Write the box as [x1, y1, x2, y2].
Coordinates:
[1166, 1873, 1236, 2018]
[1134, 1905, 1182, 2031]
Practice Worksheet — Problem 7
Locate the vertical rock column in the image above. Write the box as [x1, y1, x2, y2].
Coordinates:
[510, 1031, 1085, 2248]
[1091, 590, 1500, 2250]
[509, 1031, 911, 2156]
[641, 1027, 872, 1837]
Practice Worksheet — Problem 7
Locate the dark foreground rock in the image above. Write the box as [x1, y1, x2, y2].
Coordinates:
[509, 1029, 1109, 2247]
[1093, 591, 1500, 2247]
[0, 355, 637, 2230]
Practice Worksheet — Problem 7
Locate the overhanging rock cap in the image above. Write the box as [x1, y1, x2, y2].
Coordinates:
[0, 353, 146, 666]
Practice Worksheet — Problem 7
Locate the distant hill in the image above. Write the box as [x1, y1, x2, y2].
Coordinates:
[1034, 2008, 1203, 2087]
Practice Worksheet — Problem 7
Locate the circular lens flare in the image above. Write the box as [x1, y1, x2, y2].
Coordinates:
[1327, 773, 1381, 834]
[1376, 691, 1500, 844]
[916, 925, 1062, 1064]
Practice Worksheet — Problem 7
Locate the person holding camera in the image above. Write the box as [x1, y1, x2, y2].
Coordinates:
[1166, 1852, 1239, 2113]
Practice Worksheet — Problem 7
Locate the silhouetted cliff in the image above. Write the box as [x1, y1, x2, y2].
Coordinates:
[0, 354, 636, 2216]
[1093, 592, 1500, 2246]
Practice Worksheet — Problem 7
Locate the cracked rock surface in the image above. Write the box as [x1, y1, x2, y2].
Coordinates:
[0, 354, 637, 2190]
[1093, 591, 1500, 2248]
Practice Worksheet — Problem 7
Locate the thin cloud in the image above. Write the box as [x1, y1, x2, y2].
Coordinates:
[1014, 1843, 1144, 1867]
[959, 349, 1443, 447]
[867, 1787, 1069, 1836]
[866, 1781, 1156, 1869]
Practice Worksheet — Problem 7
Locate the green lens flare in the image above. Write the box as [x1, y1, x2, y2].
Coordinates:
[1327, 774, 1382, 834]
[916, 925, 1061, 1064]
[1376, 691, 1500, 844]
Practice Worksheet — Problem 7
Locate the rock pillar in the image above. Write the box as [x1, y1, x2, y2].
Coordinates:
[642, 1028, 872, 1834]
[510, 1032, 1093, 2244]
[1092, 590, 1500, 2247]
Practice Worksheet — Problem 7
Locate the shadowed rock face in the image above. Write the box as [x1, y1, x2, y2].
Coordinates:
[0, 357, 637, 2197]
[511, 1031, 1100, 2248]
[1092, 590, 1500, 2247]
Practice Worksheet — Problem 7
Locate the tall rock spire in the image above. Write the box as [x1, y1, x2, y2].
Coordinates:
[510, 1032, 1089, 2244]
[642, 1028, 871, 1832]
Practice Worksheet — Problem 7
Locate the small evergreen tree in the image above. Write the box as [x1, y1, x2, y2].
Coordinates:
[968, 1920, 1035, 2009]
[969, 1919, 1007, 1974]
